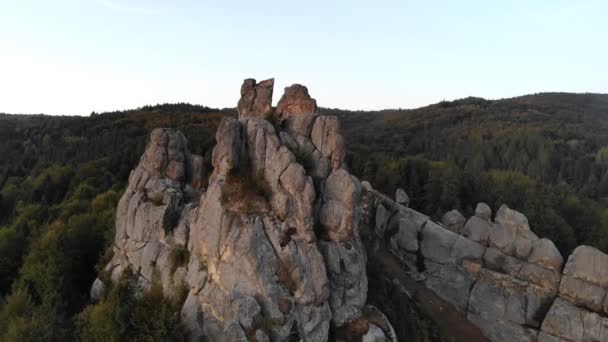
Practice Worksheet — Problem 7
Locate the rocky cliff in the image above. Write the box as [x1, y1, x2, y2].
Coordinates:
[95, 78, 395, 341]
[93, 78, 608, 342]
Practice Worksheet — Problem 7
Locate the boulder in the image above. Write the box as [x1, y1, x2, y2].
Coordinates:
[488, 221, 517, 255]
[495, 204, 530, 233]
[395, 188, 409, 207]
[463, 216, 491, 245]
[90, 278, 105, 301]
[527, 238, 563, 272]
[474, 202, 492, 221]
[562, 245, 608, 287]
[441, 209, 466, 234]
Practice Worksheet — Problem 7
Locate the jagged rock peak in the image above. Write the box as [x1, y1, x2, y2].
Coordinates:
[96, 78, 396, 342]
[276, 83, 318, 119]
[237, 78, 274, 118]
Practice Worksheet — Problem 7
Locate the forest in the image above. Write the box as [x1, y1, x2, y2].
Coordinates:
[1, 93, 608, 340]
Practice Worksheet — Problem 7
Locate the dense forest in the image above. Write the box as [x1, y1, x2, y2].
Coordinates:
[0, 93, 607, 340]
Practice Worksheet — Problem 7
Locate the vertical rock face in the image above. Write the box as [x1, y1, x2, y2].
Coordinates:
[97, 79, 395, 341]
[237, 78, 275, 118]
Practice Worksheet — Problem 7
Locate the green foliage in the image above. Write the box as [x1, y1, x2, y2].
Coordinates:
[75, 271, 183, 342]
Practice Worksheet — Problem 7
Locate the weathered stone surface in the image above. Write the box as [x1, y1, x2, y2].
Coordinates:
[389, 217, 419, 253]
[495, 204, 530, 233]
[311, 116, 345, 170]
[562, 245, 608, 288]
[421, 221, 458, 264]
[468, 314, 538, 342]
[537, 332, 567, 342]
[463, 216, 491, 245]
[320, 168, 361, 242]
[526, 284, 555, 328]
[450, 236, 486, 265]
[424, 261, 475, 312]
[395, 188, 409, 207]
[528, 238, 563, 272]
[475, 202, 492, 221]
[442, 209, 466, 234]
[319, 239, 368, 326]
[517, 263, 561, 292]
[488, 221, 517, 256]
[559, 275, 605, 312]
[237, 78, 274, 118]
[484, 247, 524, 277]
[276, 84, 317, 119]
[541, 298, 585, 341]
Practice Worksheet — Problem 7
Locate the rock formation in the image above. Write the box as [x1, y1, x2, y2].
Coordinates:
[94, 77, 608, 342]
[363, 182, 608, 342]
[95, 79, 395, 341]
[237, 78, 275, 119]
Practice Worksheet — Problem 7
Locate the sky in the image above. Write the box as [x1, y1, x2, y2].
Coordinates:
[0, 0, 607, 115]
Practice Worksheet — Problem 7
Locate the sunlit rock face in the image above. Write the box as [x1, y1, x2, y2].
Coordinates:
[95, 79, 396, 341]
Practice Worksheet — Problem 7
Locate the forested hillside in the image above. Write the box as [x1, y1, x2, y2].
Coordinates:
[332, 93, 608, 256]
[0, 93, 607, 340]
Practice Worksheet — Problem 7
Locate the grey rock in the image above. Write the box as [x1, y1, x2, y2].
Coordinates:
[232, 295, 262, 332]
[375, 204, 389, 238]
[311, 116, 345, 170]
[468, 314, 538, 342]
[537, 332, 568, 342]
[463, 216, 491, 245]
[484, 247, 524, 277]
[495, 204, 530, 233]
[450, 236, 486, 265]
[390, 217, 419, 253]
[362, 324, 387, 342]
[559, 275, 605, 312]
[395, 188, 409, 206]
[441, 209, 466, 234]
[562, 245, 608, 288]
[528, 238, 563, 272]
[424, 261, 475, 312]
[475, 202, 492, 221]
[517, 262, 561, 292]
[90, 278, 105, 301]
[541, 298, 585, 341]
[421, 221, 458, 264]
[488, 221, 517, 256]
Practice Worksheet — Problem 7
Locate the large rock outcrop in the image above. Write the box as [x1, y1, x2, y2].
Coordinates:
[363, 184, 608, 342]
[95, 79, 395, 341]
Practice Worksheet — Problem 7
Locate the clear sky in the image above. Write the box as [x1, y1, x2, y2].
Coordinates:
[1, 0, 606, 115]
